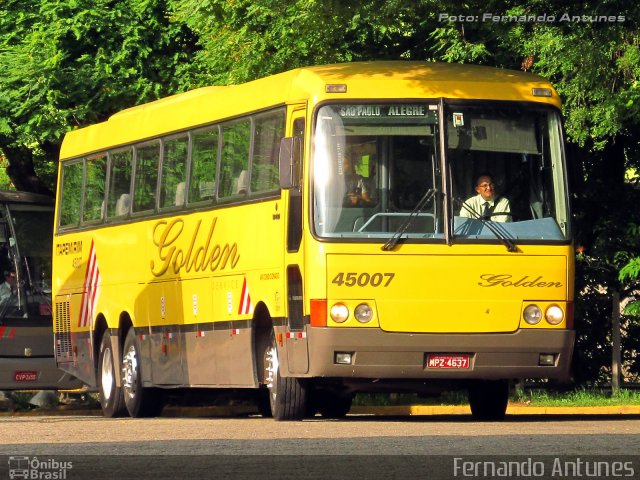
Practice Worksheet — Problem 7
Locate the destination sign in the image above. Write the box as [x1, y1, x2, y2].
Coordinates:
[337, 104, 435, 119]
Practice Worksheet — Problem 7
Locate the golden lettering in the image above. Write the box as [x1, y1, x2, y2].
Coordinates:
[150, 217, 240, 277]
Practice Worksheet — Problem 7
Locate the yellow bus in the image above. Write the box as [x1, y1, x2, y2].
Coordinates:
[53, 61, 574, 420]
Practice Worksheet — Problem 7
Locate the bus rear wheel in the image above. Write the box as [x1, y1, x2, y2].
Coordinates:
[98, 332, 126, 417]
[121, 329, 163, 418]
[468, 380, 509, 421]
[263, 332, 307, 420]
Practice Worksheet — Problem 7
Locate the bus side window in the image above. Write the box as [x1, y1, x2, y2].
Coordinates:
[252, 109, 285, 194]
[107, 148, 133, 218]
[219, 120, 251, 200]
[59, 161, 83, 228]
[83, 154, 107, 223]
[189, 127, 219, 203]
[133, 141, 160, 213]
[159, 135, 189, 210]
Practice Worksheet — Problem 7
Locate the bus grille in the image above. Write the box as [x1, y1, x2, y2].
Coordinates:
[54, 301, 73, 362]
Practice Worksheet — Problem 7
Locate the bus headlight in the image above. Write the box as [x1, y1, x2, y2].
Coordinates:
[545, 305, 564, 325]
[330, 303, 349, 323]
[523, 304, 542, 325]
[354, 303, 373, 323]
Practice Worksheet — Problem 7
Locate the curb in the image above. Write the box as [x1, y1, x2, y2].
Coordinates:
[3, 404, 640, 417]
[350, 404, 640, 416]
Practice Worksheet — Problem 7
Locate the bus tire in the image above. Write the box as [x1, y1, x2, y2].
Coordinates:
[468, 380, 509, 421]
[264, 332, 307, 421]
[121, 329, 163, 418]
[98, 332, 126, 418]
[316, 390, 353, 419]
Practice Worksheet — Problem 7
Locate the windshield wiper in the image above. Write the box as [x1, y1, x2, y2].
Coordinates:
[457, 199, 518, 252]
[382, 188, 437, 251]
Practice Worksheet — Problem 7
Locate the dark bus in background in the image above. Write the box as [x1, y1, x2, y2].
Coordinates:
[0, 190, 81, 390]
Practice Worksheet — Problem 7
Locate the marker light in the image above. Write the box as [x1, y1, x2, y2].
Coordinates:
[330, 303, 349, 323]
[539, 354, 556, 366]
[326, 84, 347, 93]
[523, 304, 543, 325]
[545, 305, 564, 325]
[310, 299, 328, 327]
[335, 352, 353, 365]
[532, 88, 552, 97]
[354, 303, 373, 323]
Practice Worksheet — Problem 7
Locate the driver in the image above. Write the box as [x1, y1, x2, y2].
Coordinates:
[343, 156, 373, 207]
[460, 173, 511, 222]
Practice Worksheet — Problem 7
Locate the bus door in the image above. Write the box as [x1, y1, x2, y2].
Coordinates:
[284, 111, 309, 374]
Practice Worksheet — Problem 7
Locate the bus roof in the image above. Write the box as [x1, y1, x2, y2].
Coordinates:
[60, 61, 560, 160]
[0, 190, 54, 206]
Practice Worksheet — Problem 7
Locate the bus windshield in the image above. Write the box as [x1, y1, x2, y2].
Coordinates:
[0, 204, 53, 317]
[313, 103, 441, 238]
[312, 102, 569, 243]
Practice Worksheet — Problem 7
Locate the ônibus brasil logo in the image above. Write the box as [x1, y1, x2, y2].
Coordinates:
[7, 456, 72, 479]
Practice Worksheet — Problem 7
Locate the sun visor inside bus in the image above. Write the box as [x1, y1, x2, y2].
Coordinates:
[447, 117, 539, 154]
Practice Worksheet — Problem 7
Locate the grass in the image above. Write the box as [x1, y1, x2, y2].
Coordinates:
[512, 388, 640, 407]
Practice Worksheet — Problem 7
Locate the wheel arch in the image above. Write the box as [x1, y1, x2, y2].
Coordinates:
[94, 314, 109, 377]
[252, 301, 273, 385]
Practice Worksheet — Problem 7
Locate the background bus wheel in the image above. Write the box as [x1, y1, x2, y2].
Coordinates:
[315, 390, 353, 419]
[98, 333, 126, 418]
[264, 332, 306, 420]
[468, 380, 509, 421]
[122, 329, 163, 418]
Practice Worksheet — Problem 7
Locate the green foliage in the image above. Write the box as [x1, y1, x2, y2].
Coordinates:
[0, 157, 14, 190]
[0, 0, 197, 191]
[620, 257, 640, 284]
[620, 257, 640, 316]
[169, 0, 459, 86]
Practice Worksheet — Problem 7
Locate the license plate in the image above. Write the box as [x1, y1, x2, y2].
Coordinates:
[426, 354, 470, 369]
[14, 371, 38, 382]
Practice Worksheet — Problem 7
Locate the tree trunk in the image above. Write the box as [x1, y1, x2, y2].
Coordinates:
[2, 145, 54, 196]
[611, 290, 621, 395]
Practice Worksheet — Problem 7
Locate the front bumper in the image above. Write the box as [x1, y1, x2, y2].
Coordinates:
[305, 327, 574, 381]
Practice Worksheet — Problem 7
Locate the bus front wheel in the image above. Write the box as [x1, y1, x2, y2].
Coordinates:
[98, 332, 126, 418]
[468, 380, 509, 421]
[121, 329, 163, 418]
[263, 332, 307, 420]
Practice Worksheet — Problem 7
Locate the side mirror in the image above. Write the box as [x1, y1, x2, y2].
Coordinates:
[279, 137, 301, 190]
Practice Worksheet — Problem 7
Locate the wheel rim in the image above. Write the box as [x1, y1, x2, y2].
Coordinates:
[100, 346, 114, 402]
[122, 345, 138, 400]
[264, 343, 279, 401]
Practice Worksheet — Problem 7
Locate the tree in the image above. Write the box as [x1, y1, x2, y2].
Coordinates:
[0, 0, 197, 193]
[172, 0, 640, 384]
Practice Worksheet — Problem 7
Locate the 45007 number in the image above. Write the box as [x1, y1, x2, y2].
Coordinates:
[331, 272, 395, 287]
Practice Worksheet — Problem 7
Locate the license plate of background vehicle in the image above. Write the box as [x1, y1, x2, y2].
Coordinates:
[426, 354, 470, 369]
[14, 371, 38, 382]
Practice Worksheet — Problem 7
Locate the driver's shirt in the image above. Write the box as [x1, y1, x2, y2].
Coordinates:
[460, 194, 511, 223]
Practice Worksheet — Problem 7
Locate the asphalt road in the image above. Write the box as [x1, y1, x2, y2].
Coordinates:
[1, 414, 639, 479]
